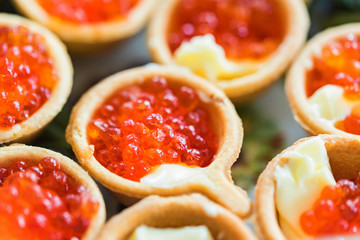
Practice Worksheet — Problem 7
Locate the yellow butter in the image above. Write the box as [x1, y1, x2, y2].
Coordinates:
[140, 164, 210, 188]
[309, 84, 354, 123]
[174, 34, 258, 81]
[128, 225, 214, 240]
[274, 137, 336, 239]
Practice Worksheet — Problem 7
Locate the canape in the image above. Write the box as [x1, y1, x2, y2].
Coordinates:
[0, 14, 72, 144]
[12, 0, 158, 50]
[255, 134, 360, 239]
[66, 65, 251, 217]
[0, 144, 105, 240]
[98, 194, 256, 240]
[287, 24, 360, 136]
[148, 0, 309, 101]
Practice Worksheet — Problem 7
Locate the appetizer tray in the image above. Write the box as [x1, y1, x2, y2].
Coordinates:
[1, 0, 359, 232]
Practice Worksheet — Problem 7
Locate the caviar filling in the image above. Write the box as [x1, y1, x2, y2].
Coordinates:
[36, 0, 141, 24]
[306, 34, 360, 134]
[167, 0, 286, 61]
[87, 77, 219, 182]
[0, 25, 57, 130]
[0, 157, 99, 239]
[300, 172, 360, 236]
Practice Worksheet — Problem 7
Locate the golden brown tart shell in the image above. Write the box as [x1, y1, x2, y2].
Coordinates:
[66, 65, 251, 218]
[0, 144, 106, 240]
[98, 194, 257, 240]
[147, 0, 310, 102]
[254, 134, 360, 240]
[286, 24, 360, 137]
[12, 0, 158, 52]
[0, 14, 73, 144]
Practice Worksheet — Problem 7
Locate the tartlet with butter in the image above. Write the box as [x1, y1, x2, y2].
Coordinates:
[255, 135, 360, 239]
[98, 194, 256, 240]
[148, 0, 309, 101]
[286, 24, 360, 136]
[66, 65, 251, 217]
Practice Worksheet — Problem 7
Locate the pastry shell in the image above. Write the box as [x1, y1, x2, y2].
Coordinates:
[98, 194, 256, 240]
[12, 0, 158, 51]
[0, 14, 72, 144]
[0, 144, 106, 240]
[254, 134, 360, 240]
[147, 0, 309, 102]
[66, 64, 251, 218]
[286, 23, 360, 137]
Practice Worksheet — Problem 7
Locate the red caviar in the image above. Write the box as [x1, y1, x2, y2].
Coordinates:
[87, 77, 218, 182]
[37, 0, 140, 24]
[335, 104, 360, 135]
[167, 0, 286, 61]
[306, 34, 360, 99]
[0, 157, 99, 240]
[0, 26, 57, 130]
[306, 34, 360, 135]
[300, 172, 360, 236]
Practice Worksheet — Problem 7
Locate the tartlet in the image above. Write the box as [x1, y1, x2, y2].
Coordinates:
[286, 24, 360, 136]
[0, 13, 72, 144]
[98, 194, 256, 240]
[66, 65, 251, 217]
[255, 134, 360, 240]
[12, 0, 158, 51]
[147, 0, 309, 102]
[0, 144, 106, 240]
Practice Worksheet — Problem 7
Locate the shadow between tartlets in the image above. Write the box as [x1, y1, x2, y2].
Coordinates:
[65, 64, 252, 218]
[254, 134, 360, 240]
[97, 194, 257, 240]
[0, 14, 73, 144]
[0, 144, 106, 240]
[286, 23, 360, 137]
[147, 0, 310, 102]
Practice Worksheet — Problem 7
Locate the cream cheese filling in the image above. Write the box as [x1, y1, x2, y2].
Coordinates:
[128, 225, 214, 240]
[274, 137, 336, 239]
[309, 84, 356, 125]
[174, 34, 258, 81]
[140, 164, 211, 188]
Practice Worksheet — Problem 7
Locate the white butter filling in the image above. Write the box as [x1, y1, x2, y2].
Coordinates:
[174, 34, 258, 81]
[128, 225, 214, 240]
[309, 84, 354, 123]
[140, 164, 210, 188]
[274, 137, 336, 239]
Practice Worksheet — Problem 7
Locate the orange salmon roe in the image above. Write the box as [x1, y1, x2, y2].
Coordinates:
[0, 26, 57, 130]
[306, 34, 360, 99]
[87, 77, 218, 182]
[300, 173, 360, 236]
[335, 104, 360, 135]
[168, 0, 286, 61]
[37, 0, 140, 24]
[0, 157, 99, 240]
[306, 34, 360, 135]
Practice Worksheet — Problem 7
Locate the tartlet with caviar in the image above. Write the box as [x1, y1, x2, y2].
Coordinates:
[0, 14, 72, 144]
[12, 0, 158, 50]
[66, 65, 251, 217]
[286, 24, 360, 136]
[0, 144, 105, 240]
[255, 135, 360, 239]
[148, 0, 309, 101]
[98, 194, 256, 240]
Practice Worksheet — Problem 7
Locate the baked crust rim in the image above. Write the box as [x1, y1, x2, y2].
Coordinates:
[66, 65, 251, 217]
[0, 14, 73, 144]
